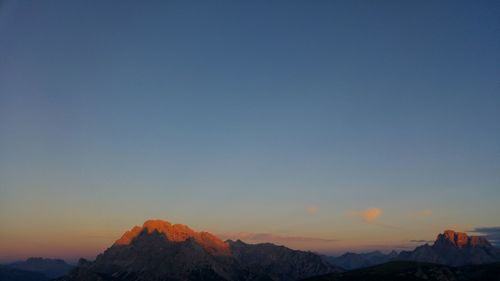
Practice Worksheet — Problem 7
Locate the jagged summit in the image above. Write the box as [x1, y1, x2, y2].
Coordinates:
[329, 230, 499, 270]
[114, 219, 231, 256]
[435, 229, 491, 248]
[398, 229, 500, 266]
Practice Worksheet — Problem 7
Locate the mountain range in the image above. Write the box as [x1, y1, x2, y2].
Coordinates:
[328, 229, 500, 270]
[4, 220, 500, 281]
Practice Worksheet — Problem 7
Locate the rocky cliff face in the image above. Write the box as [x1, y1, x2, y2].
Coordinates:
[434, 230, 492, 248]
[114, 219, 231, 256]
[398, 230, 500, 266]
[58, 219, 340, 281]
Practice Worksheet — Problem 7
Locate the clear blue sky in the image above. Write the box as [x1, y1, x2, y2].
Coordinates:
[0, 0, 499, 261]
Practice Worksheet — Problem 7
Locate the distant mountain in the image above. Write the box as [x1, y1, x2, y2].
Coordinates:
[0, 264, 49, 281]
[398, 230, 500, 266]
[327, 251, 398, 270]
[57, 219, 341, 281]
[325, 230, 500, 270]
[9, 257, 73, 278]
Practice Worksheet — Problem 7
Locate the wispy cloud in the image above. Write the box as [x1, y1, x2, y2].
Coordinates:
[409, 239, 433, 243]
[469, 227, 500, 246]
[350, 208, 382, 222]
[218, 232, 337, 244]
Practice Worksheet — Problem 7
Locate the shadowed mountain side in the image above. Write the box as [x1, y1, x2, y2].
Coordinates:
[229, 240, 338, 281]
[77, 230, 255, 281]
[301, 261, 500, 281]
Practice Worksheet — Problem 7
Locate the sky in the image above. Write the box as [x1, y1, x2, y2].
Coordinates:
[0, 0, 499, 262]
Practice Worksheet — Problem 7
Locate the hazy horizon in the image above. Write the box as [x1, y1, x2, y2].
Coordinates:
[1, 0, 499, 263]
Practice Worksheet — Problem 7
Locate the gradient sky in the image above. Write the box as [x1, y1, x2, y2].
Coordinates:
[1, 0, 499, 262]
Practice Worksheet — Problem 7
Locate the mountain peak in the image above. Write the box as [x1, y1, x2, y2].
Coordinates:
[435, 229, 491, 248]
[398, 229, 499, 266]
[61, 219, 341, 281]
[143, 219, 172, 229]
[114, 219, 231, 256]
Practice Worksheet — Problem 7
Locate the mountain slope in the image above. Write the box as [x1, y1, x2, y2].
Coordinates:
[58, 219, 340, 281]
[229, 240, 337, 280]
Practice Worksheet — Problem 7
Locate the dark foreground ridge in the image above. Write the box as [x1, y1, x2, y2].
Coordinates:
[301, 261, 500, 281]
[0, 264, 50, 281]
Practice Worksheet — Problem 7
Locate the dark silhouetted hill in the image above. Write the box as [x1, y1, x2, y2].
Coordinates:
[0, 264, 49, 281]
[9, 257, 73, 278]
[302, 261, 500, 281]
